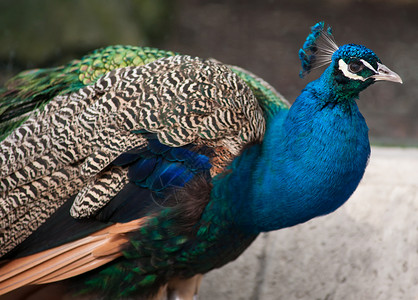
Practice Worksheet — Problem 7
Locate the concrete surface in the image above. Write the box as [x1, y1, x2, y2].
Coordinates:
[200, 146, 418, 300]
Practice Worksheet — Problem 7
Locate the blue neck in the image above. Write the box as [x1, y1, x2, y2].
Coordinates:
[210, 71, 370, 234]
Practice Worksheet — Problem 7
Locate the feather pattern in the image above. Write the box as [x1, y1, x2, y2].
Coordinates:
[0, 46, 178, 141]
[0, 22, 402, 299]
[0, 55, 265, 257]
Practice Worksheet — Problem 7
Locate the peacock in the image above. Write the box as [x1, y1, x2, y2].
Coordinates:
[0, 22, 402, 299]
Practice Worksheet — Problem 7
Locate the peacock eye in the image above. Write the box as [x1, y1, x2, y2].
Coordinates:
[348, 60, 365, 73]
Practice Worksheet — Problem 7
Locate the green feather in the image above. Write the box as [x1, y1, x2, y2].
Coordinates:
[0, 46, 177, 141]
[0, 46, 288, 142]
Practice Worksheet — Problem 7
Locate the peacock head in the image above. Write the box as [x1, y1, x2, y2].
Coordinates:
[299, 22, 402, 99]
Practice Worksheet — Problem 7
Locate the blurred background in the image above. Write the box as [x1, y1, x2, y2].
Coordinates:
[0, 0, 418, 146]
[0, 0, 417, 144]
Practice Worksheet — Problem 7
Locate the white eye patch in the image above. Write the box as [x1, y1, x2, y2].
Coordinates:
[338, 59, 377, 81]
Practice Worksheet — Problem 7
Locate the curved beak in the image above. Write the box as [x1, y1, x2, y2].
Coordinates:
[371, 62, 403, 84]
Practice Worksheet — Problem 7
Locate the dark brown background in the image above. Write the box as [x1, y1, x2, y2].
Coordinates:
[1, 0, 417, 146]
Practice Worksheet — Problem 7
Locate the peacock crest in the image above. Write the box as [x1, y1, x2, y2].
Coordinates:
[298, 21, 339, 78]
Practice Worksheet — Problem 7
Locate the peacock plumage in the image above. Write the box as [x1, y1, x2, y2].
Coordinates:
[0, 22, 401, 299]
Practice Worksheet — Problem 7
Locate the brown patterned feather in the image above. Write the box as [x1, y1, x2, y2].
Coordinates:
[0, 55, 265, 259]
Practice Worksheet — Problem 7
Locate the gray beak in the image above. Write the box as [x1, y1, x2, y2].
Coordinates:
[371, 62, 403, 83]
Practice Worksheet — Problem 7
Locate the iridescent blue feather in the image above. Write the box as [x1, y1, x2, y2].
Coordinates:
[299, 21, 337, 78]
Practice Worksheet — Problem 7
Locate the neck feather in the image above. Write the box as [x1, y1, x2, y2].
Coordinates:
[210, 81, 370, 234]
